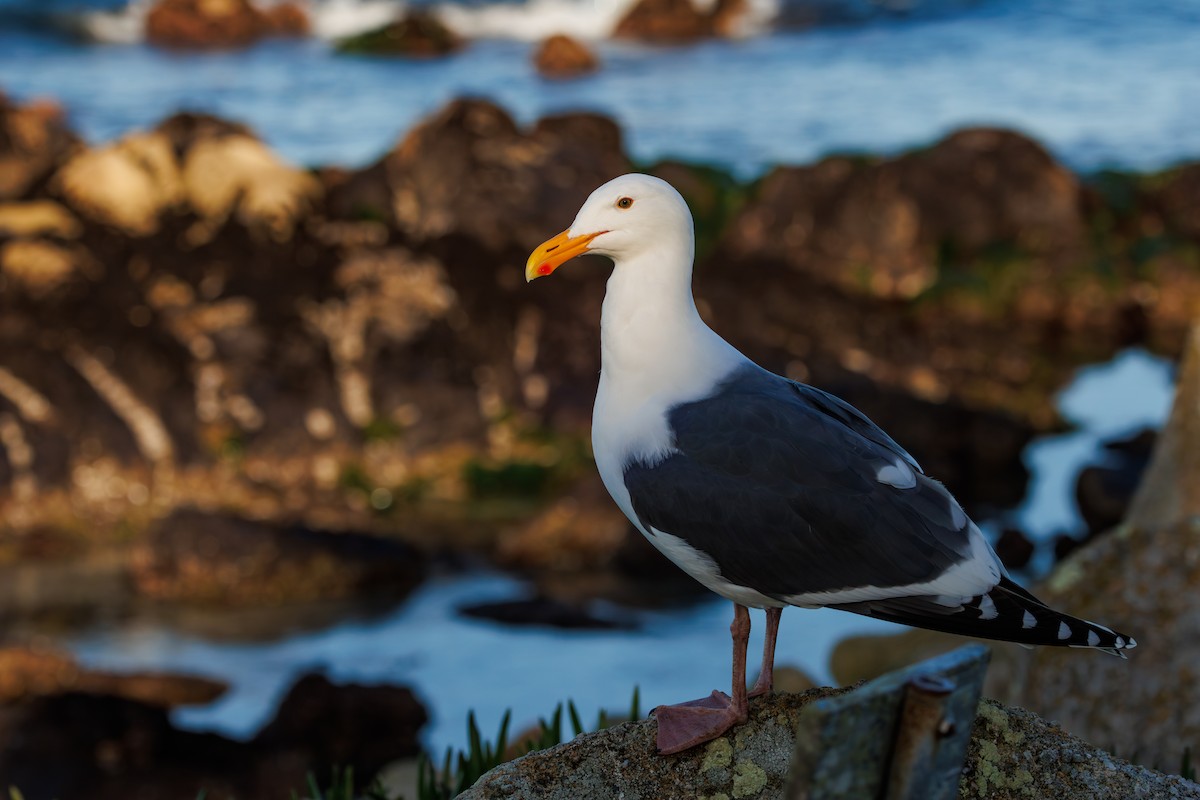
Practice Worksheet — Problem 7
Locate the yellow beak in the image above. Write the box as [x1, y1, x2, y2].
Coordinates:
[526, 229, 604, 282]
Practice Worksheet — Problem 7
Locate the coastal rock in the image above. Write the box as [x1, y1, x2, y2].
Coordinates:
[1148, 163, 1200, 242]
[721, 128, 1085, 299]
[354, 98, 629, 252]
[1075, 428, 1155, 537]
[254, 673, 428, 775]
[0, 93, 79, 202]
[145, 0, 307, 48]
[0, 672, 427, 800]
[459, 691, 1197, 799]
[52, 131, 183, 236]
[614, 0, 712, 42]
[534, 34, 599, 78]
[1008, 325, 1200, 768]
[130, 509, 426, 605]
[0, 645, 225, 707]
[146, 0, 265, 48]
[335, 12, 464, 57]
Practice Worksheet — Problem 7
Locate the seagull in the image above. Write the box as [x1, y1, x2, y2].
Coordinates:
[525, 173, 1136, 755]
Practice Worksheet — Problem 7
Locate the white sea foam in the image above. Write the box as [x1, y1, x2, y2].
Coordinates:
[308, 0, 405, 39]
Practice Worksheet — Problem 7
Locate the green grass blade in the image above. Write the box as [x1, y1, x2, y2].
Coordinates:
[567, 699, 584, 737]
[630, 686, 641, 721]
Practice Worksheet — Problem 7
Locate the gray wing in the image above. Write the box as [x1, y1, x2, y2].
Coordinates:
[622, 366, 974, 599]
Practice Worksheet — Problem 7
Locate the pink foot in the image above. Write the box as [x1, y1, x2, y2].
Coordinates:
[651, 690, 746, 754]
[747, 678, 771, 699]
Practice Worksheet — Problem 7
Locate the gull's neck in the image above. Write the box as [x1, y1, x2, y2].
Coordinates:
[598, 240, 745, 403]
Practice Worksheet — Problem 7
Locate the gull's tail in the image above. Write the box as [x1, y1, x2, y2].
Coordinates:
[833, 576, 1137, 658]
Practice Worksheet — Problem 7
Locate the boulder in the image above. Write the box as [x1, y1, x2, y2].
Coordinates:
[534, 34, 599, 78]
[146, 0, 268, 48]
[335, 12, 464, 57]
[720, 128, 1085, 299]
[614, 0, 713, 42]
[1008, 325, 1200, 769]
[1147, 163, 1200, 242]
[0, 93, 80, 202]
[459, 691, 1197, 799]
[130, 509, 426, 605]
[261, 1, 309, 37]
[348, 98, 629, 253]
[1074, 428, 1155, 537]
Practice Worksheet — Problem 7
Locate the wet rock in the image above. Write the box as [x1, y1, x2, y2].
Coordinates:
[1075, 428, 1155, 537]
[459, 595, 633, 629]
[145, 0, 306, 49]
[255, 673, 427, 775]
[993, 527, 1034, 570]
[614, 0, 713, 42]
[0, 672, 426, 800]
[336, 12, 464, 57]
[0, 645, 225, 707]
[0, 93, 80, 202]
[458, 690, 1195, 799]
[533, 34, 599, 78]
[720, 128, 1085, 299]
[130, 509, 426, 606]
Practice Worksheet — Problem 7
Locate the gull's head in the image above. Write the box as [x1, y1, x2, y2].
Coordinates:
[526, 173, 693, 282]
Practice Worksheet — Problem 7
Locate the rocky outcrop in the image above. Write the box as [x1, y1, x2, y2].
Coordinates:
[145, 0, 309, 49]
[534, 34, 599, 78]
[460, 691, 1197, 799]
[721, 128, 1085, 300]
[0, 93, 79, 202]
[335, 12, 464, 57]
[336, 98, 630, 253]
[130, 509, 426, 605]
[0, 671, 426, 800]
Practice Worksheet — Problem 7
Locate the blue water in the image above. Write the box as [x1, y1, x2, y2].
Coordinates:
[0, 0, 1198, 176]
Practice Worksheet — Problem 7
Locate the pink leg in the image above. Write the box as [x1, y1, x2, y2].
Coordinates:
[749, 606, 783, 698]
[653, 604, 751, 755]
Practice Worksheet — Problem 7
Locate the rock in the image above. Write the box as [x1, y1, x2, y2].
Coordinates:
[0, 93, 80, 202]
[458, 595, 633, 629]
[254, 673, 427, 775]
[0, 239, 89, 297]
[261, 1, 309, 37]
[352, 98, 630, 253]
[614, 0, 713, 42]
[1007, 325, 1200, 770]
[130, 509, 426, 605]
[146, 0, 264, 48]
[1125, 325, 1200, 529]
[993, 527, 1034, 570]
[52, 130, 184, 236]
[0, 200, 82, 240]
[534, 34, 599, 78]
[335, 12, 464, 57]
[145, 0, 304, 48]
[1075, 428, 1155, 537]
[0, 672, 427, 800]
[1148, 162, 1200, 243]
[720, 128, 1085, 299]
[459, 690, 1197, 799]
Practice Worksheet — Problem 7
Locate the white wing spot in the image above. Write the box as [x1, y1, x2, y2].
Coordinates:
[1087, 631, 1101, 647]
[876, 459, 916, 489]
[1022, 611, 1037, 629]
[978, 594, 998, 620]
[1058, 621, 1072, 640]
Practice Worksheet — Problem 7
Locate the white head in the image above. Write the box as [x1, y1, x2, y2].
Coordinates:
[526, 173, 694, 282]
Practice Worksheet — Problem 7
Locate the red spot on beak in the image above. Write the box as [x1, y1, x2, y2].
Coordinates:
[537, 263, 553, 276]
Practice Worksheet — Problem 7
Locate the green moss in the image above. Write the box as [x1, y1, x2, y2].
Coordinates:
[731, 760, 767, 798]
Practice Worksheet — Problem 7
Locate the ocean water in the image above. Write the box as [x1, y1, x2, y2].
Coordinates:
[0, 0, 1197, 176]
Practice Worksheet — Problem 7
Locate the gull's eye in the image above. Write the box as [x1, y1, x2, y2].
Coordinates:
[616, 197, 634, 210]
